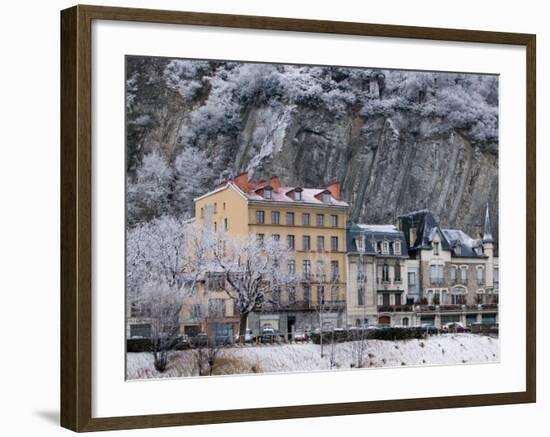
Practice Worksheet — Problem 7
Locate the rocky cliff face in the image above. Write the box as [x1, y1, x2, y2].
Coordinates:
[126, 57, 499, 245]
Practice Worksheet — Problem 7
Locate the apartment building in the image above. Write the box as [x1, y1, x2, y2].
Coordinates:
[397, 206, 499, 328]
[346, 224, 411, 327]
[193, 172, 349, 337]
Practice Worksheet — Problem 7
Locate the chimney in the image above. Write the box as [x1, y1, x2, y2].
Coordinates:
[269, 176, 281, 192]
[232, 172, 249, 192]
[325, 181, 341, 200]
[475, 223, 483, 240]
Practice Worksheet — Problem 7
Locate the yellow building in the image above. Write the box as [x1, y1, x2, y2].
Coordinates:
[193, 172, 349, 337]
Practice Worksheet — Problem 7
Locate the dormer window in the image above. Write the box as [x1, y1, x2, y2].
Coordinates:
[394, 240, 402, 255]
[322, 193, 331, 203]
[355, 236, 365, 253]
[381, 241, 389, 254]
[294, 190, 302, 201]
[263, 187, 272, 200]
[455, 241, 462, 256]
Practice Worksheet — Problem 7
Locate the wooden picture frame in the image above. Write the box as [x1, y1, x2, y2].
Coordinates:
[60, 4, 536, 432]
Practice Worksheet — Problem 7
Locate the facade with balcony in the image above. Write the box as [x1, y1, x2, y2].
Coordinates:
[194, 172, 349, 338]
[346, 224, 412, 326]
[398, 206, 499, 328]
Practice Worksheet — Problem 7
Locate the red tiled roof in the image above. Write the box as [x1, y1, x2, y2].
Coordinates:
[233, 183, 349, 207]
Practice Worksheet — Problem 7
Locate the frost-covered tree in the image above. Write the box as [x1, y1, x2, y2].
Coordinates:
[211, 233, 296, 341]
[127, 151, 173, 225]
[130, 281, 182, 372]
[172, 147, 217, 218]
[127, 218, 209, 371]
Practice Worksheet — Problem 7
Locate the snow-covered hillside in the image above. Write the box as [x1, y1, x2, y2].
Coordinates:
[127, 334, 498, 380]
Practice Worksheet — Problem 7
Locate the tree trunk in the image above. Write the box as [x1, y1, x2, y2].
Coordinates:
[238, 313, 248, 344]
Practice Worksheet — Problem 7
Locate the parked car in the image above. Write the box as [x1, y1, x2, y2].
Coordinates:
[419, 324, 439, 335]
[260, 327, 280, 343]
[190, 332, 209, 347]
[173, 334, 190, 350]
[292, 331, 307, 342]
[235, 329, 255, 343]
[443, 322, 466, 333]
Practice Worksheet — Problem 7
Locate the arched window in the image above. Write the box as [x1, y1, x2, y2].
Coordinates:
[402, 317, 409, 326]
[451, 286, 466, 305]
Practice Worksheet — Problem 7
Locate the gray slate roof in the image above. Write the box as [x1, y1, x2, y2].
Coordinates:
[346, 223, 408, 257]
[398, 209, 487, 258]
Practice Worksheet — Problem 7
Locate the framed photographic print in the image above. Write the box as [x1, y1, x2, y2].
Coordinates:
[60, 4, 536, 432]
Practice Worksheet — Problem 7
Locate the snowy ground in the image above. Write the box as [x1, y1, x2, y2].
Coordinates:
[126, 334, 499, 380]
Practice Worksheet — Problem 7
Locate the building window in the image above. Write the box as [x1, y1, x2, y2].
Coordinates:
[395, 263, 402, 282]
[223, 202, 226, 210]
[358, 287, 365, 306]
[288, 286, 296, 304]
[286, 212, 295, 225]
[224, 218, 228, 231]
[454, 242, 461, 256]
[357, 262, 367, 283]
[394, 240, 402, 255]
[303, 260, 311, 279]
[381, 241, 389, 254]
[256, 210, 265, 224]
[395, 293, 402, 306]
[477, 266, 485, 285]
[316, 214, 324, 227]
[190, 304, 202, 320]
[355, 236, 365, 252]
[257, 234, 264, 244]
[208, 299, 225, 319]
[331, 236, 338, 251]
[331, 261, 339, 281]
[271, 211, 280, 224]
[302, 235, 311, 251]
[450, 266, 457, 284]
[315, 260, 325, 281]
[494, 266, 499, 285]
[430, 264, 444, 285]
[460, 266, 468, 284]
[302, 213, 310, 226]
[433, 241, 440, 255]
[322, 193, 331, 203]
[330, 215, 338, 227]
[317, 236, 325, 251]
[214, 222, 217, 232]
[207, 273, 226, 291]
[402, 317, 409, 326]
[287, 234, 295, 250]
[288, 260, 296, 274]
[303, 285, 310, 303]
[263, 188, 272, 200]
[408, 271, 416, 286]
[317, 286, 325, 304]
[294, 190, 302, 201]
[331, 286, 339, 301]
[272, 234, 280, 242]
[382, 263, 390, 282]
[272, 287, 281, 304]
[130, 324, 151, 338]
[451, 287, 466, 305]
[214, 203, 218, 213]
[200, 207, 204, 218]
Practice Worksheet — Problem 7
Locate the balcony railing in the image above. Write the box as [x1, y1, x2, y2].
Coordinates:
[377, 305, 413, 312]
[262, 300, 346, 312]
[430, 277, 445, 286]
